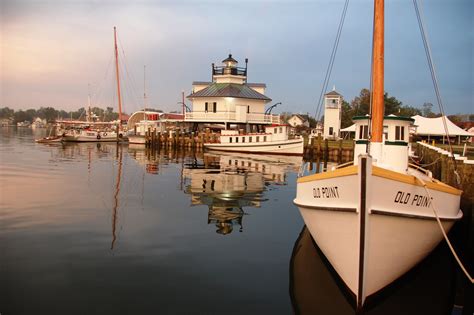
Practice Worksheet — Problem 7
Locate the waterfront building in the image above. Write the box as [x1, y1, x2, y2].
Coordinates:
[185, 54, 280, 130]
[288, 114, 310, 128]
[323, 89, 343, 139]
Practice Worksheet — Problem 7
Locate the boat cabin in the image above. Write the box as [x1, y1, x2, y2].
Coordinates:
[219, 125, 291, 144]
[353, 115, 414, 172]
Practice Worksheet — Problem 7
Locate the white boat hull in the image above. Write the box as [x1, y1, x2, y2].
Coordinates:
[204, 138, 304, 156]
[128, 135, 146, 144]
[62, 131, 125, 142]
[294, 155, 462, 307]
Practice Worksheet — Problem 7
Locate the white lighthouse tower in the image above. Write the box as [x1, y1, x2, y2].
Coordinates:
[323, 88, 343, 139]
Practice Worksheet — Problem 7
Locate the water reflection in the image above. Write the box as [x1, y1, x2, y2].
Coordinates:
[183, 152, 302, 235]
[290, 227, 457, 315]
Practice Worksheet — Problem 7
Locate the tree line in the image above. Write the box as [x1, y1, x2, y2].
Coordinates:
[281, 88, 471, 128]
[0, 106, 120, 124]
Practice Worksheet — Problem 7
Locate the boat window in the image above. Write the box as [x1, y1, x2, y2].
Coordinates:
[205, 102, 208, 112]
[256, 136, 260, 142]
[249, 137, 252, 142]
[247, 106, 250, 113]
[359, 125, 369, 139]
[274, 128, 277, 134]
[395, 126, 405, 141]
[279, 127, 282, 133]
[242, 137, 245, 143]
[264, 136, 267, 142]
[236, 137, 239, 143]
[229, 137, 232, 143]
[213, 102, 217, 113]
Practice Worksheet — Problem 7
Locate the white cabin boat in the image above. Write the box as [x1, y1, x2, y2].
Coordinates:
[204, 125, 304, 156]
[62, 128, 123, 142]
[293, 0, 463, 310]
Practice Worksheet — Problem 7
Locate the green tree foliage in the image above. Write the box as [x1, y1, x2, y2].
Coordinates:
[341, 100, 355, 128]
[346, 88, 422, 124]
[0, 107, 15, 118]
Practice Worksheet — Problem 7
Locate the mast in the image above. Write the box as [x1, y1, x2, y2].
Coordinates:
[370, 0, 384, 144]
[144, 65, 147, 121]
[114, 26, 123, 130]
[87, 83, 92, 123]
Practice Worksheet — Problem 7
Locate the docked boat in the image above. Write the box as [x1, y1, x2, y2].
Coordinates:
[204, 124, 304, 156]
[62, 27, 127, 143]
[62, 128, 122, 142]
[35, 135, 62, 143]
[293, 0, 463, 310]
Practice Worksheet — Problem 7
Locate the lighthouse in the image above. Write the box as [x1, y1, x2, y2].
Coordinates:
[323, 89, 343, 139]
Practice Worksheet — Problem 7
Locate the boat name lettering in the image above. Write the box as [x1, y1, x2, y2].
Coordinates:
[394, 191, 432, 207]
[313, 186, 339, 199]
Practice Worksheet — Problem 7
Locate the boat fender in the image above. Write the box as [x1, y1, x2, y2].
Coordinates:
[97, 134, 101, 140]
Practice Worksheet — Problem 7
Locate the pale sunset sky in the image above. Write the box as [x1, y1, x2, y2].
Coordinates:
[1, 0, 472, 115]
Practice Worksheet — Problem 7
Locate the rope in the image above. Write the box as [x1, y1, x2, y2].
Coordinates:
[314, 0, 350, 122]
[414, 174, 473, 283]
[413, 0, 460, 185]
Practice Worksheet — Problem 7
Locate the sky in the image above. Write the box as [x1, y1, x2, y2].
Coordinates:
[1, 0, 472, 116]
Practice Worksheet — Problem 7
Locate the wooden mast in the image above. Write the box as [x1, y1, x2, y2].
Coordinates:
[370, 0, 384, 143]
[114, 26, 123, 131]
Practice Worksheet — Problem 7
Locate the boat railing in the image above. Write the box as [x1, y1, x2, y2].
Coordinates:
[408, 162, 433, 178]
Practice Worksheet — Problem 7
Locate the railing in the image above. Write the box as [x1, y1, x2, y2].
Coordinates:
[213, 66, 247, 76]
[185, 111, 279, 124]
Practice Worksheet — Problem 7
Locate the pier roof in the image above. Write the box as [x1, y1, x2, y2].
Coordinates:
[187, 83, 271, 102]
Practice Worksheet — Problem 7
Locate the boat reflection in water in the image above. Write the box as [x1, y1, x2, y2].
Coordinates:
[289, 226, 458, 315]
[183, 152, 302, 235]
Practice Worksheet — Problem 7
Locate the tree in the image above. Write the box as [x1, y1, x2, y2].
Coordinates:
[341, 100, 355, 128]
[37, 107, 57, 122]
[0, 107, 14, 119]
[351, 88, 371, 116]
[421, 102, 438, 117]
[398, 105, 421, 117]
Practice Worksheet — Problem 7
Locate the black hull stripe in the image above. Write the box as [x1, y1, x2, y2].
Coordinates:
[204, 140, 303, 148]
[293, 201, 357, 213]
[293, 203, 460, 221]
[371, 209, 462, 221]
[206, 148, 303, 156]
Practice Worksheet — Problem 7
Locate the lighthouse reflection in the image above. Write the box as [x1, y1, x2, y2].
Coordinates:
[184, 152, 301, 235]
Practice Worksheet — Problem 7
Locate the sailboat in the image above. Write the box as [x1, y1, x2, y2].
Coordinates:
[62, 27, 126, 143]
[293, 0, 463, 310]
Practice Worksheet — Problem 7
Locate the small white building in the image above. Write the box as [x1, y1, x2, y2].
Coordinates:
[186, 54, 279, 129]
[288, 114, 310, 128]
[323, 89, 343, 139]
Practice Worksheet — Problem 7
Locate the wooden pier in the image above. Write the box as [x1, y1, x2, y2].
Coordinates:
[141, 129, 353, 161]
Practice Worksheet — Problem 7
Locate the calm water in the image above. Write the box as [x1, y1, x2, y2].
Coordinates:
[0, 127, 470, 315]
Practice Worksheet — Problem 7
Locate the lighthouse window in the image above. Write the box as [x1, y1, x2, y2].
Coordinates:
[329, 127, 333, 135]
[395, 126, 405, 141]
[212, 102, 217, 113]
